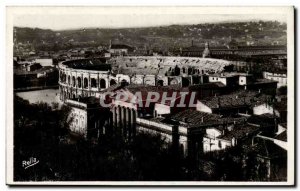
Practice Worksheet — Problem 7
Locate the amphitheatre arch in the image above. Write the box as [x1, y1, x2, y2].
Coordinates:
[91, 78, 97, 88]
[181, 78, 190, 87]
[121, 79, 129, 86]
[72, 76, 76, 87]
[157, 80, 164, 86]
[84, 78, 88, 88]
[110, 79, 117, 86]
[77, 77, 82, 88]
[100, 79, 106, 89]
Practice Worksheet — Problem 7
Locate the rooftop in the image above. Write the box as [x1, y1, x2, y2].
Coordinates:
[199, 90, 270, 109]
[168, 109, 246, 128]
[218, 124, 260, 141]
[169, 109, 222, 128]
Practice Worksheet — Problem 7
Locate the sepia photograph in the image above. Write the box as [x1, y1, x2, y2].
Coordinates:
[6, 6, 295, 186]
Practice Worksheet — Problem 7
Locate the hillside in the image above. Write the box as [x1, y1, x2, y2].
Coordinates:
[14, 21, 287, 52]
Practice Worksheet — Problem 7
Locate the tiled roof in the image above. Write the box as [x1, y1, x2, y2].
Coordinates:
[169, 109, 222, 127]
[218, 124, 260, 141]
[200, 91, 270, 109]
[169, 109, 246, 128]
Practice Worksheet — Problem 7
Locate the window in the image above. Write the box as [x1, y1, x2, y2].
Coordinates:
[100, 79, 106, 89]
[91, 78, 97, 88]
[84, 78, 88, 88]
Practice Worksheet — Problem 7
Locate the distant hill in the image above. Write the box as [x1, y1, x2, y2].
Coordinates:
[14, 21, 287, 52]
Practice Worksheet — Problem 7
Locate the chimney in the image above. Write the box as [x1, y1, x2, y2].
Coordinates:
[201, 117, 204, 123]
[258, 89, 261, 93]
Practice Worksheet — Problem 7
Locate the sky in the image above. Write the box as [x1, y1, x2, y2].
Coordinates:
[13, 11, 287, 31]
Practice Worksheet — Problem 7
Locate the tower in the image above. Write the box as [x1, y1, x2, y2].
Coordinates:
[202, 42, 211, 58]
[109, 40, 112, 49]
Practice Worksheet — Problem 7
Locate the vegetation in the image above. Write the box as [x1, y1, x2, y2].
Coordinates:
[13, 95, 187, 181]
[14, 95, 286, 181]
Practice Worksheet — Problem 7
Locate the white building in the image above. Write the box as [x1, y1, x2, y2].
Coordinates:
[263, 71, 287, 88]
[35, 58, 53, 67]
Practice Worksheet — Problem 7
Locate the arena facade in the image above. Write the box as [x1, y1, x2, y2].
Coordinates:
[58, 56, 234, 101]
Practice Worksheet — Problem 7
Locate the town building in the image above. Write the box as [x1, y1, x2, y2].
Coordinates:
[263, 70, 287, 88]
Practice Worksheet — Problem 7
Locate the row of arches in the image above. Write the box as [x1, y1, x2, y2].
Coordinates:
[166, 66, 206, 76]
[60, 73, 118, 89]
